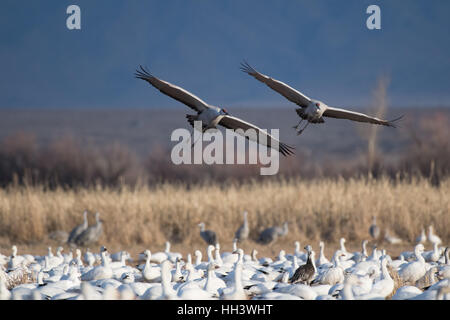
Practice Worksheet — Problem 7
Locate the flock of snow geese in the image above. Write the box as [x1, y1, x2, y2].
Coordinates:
[1, 211, 448, 300]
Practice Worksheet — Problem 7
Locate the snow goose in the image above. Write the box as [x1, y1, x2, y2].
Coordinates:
[171, 257, 184, 283]
[316, 241, 330, 267]
[80, 247, 113, 281]
[390, 255, 407, 270]
[244, 280, 278, 297]
[0, 277, 11, 300]
[234, 211, 249, 243]
[339, 274, 362, 300]
[271, 250, 290, 269]
[159, 241, 182, 263]
[120, 281, 154, 298]
[365, 256, 394, 299]
[391, 285, 423, 300]
[186, 263, 224, 299]
[339, 238, 354, 260]
[110, 250, 130, 262]
[149, 243, 169, 264]
[415, 266, 439, 289]
[10, 271, 45, 300]
[142, 250, 161, 283]
[423, 242, 441, 263]
[409, 280, 450, 300]
[177, 281, 214, 300]
[289, 246, 316, 285]
[83, 248, 96, 267]
[350, 245, 381, 275]
[156, 261, 178, 300]
[221, 262, 247, 300]
[290, 241, 307, 262]
[275, 283, 318, 300]
[222, 238, 238, 257]
[221, 241, 239, 265]
[384, 230, 403, 245]
[109, 251, 130, 269]
[398, 244, 427, 284]
[351, 240, 369, 263]
[7, 245, 25, 270]
[0, 252, 8, 267]
[196, 245, 215, 271]
[315, 250, 345, 286]
[70, 249, 84, 268]
[428, 225, 442, 246]
[185, 255, 204, 280]
[78, 281, 103, 300]
[416, 228, 426, 244]
[67, 210, 88, 245]
[437, 247, 450, 279]
[52, 247, 65, 266]
[174, 264, 204, 292]
[214, 243, 223, 266]
[198, 222, 218, 245]
[119, 271, 135, 284]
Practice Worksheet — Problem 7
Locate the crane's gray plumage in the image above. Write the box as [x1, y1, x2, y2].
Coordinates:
[234, 211, 249, 243]
[198, 222, 217, 245]
[135, 66, 210, 113]
[135, 65, 295, 157]
[289, 245, 316, 285]
[241, 61, 312, 108]
[257, 222, 288, 245]
[241, 61, 403, 132]
[67, 210, 88, 245]
[74, 212, 103, 247]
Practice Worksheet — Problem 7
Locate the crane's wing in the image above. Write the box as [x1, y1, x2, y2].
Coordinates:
[135, 65, 210, 113]
[219, 115, 295, 156]
[323, 106, 404, 127]
[240, 61, 312, 108]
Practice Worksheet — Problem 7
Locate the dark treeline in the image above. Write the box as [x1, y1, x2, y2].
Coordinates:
[0, 113, 448, 188]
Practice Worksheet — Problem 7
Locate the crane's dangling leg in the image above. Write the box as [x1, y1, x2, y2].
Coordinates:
[297, 121, 310, 135]
[292, 119, 303, 130]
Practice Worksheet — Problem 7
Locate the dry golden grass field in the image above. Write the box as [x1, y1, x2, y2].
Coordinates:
[0, 176, 448, 261]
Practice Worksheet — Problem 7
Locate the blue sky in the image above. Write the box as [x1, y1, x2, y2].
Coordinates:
[0, 0, 449, 109]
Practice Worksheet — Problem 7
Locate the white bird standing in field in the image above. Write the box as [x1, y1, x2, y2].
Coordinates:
[316, 250, 345, 286]
[240, 61, 403, 135]
[416, 228, 427, 244]
[80, 247, 113, 281]
[384, 230, 403, 245]
[135, 65, 295, 156]
[427, 225, 442, 246]
[398, 244, 427, 284]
